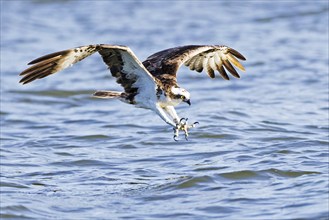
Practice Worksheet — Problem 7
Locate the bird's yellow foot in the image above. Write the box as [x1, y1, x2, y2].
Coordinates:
[173, 118, 199, 141]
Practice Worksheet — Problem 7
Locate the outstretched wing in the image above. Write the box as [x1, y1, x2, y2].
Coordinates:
[142, 45, 246, 80]
[19, 44, 157, 103]
[19, 45, 98, 84]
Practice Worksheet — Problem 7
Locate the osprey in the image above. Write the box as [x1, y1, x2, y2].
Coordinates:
[19, 44, 246, 140]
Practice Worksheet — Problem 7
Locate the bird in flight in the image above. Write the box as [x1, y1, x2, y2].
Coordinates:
[19, 44, 246, 141]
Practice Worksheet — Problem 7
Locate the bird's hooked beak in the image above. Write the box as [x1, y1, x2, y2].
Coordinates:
[184, 99, 191, 106]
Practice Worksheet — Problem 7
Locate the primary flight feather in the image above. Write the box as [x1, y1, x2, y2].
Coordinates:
[19, 44, 246, 140]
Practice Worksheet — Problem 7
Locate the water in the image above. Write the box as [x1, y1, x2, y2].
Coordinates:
[1, 1, 328, 219]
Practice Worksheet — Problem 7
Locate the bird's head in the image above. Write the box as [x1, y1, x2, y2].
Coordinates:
[171, 87, 191, 106]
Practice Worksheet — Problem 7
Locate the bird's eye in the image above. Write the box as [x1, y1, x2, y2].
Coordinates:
[181, 95, 185, 99]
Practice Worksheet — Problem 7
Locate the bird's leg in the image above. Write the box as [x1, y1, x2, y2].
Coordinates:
[163, 106, 199, 141]
[155, 105, 177, 127]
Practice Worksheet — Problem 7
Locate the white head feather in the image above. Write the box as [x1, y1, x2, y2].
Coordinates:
[171, 87, 191, 100]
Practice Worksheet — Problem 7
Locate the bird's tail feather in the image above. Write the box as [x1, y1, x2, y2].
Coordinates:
[93, 90, 124, 99]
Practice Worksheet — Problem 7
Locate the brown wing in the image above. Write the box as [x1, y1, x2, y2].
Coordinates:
[19, 45, 98, 84]
[19, 44, 156, 97]
[142, 45, 246, 80]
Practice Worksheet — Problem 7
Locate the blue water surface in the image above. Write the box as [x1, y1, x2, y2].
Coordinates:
[1, 1, 328, 219]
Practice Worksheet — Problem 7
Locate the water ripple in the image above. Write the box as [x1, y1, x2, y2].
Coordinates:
[1, 1, 328, 219]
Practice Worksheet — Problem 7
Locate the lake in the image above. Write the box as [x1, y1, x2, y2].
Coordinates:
[1, 0, 328, 219]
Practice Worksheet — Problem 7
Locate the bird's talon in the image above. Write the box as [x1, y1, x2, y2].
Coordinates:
[173, 118, 198, 141]
[188, 121, 199, 128]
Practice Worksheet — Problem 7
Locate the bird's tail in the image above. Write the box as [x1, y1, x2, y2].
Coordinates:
[93, 90, 124, 99]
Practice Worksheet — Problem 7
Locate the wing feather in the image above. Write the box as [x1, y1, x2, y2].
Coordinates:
[185, 55, 197, 67]
[207, 56, 217, 79]
[217, 65, 230, 80]
[227, 53, 245, 71]
[205, 56, 215, 78]
[20, 64, 57, 84]
[20, 55, 61, 76]
[142, 45, 246, 81]
[186, 56, 198, 71]
[20, 62, 55, 77]
[213, 52, 230, 80]
[227, 47, 246, 61]
[194, 56, 204, 73]
[223, 59, 240, 78]
[19, 45, 98, 84]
